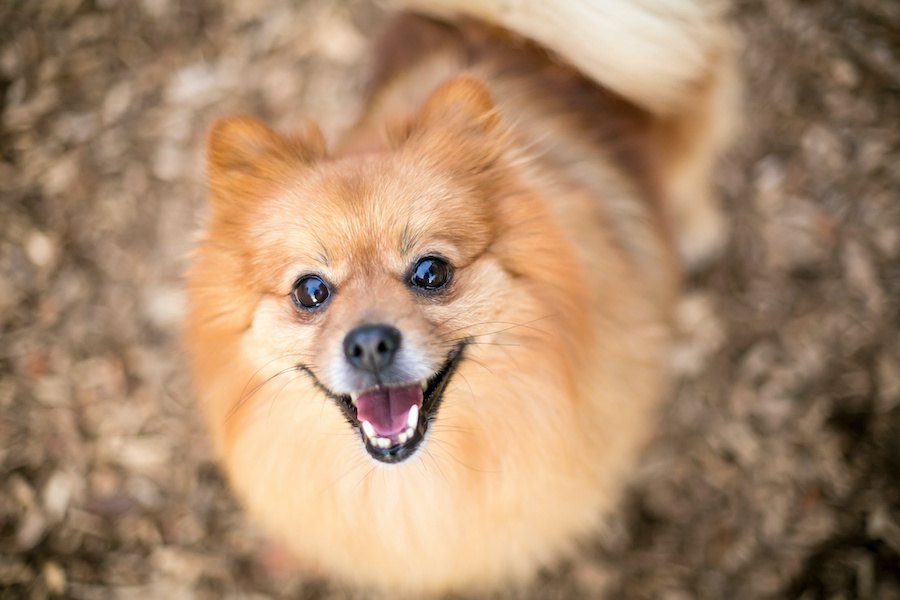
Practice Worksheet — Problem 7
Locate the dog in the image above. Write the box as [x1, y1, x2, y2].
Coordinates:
[186, 0, 736, 594]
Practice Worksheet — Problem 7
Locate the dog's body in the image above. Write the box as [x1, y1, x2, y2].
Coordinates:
[187, 1, 735, 594]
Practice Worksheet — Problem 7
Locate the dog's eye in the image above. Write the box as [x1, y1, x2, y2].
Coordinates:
[410, 256, 452, 291]
[292, 275, 330, 309]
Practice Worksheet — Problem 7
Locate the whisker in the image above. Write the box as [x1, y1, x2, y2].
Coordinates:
[427, 438, 501, 474]
[423, 448, 450, 485]
[448, 339, 522, 348]
[430, 423, 478, 436]
[232, 348, 318, 403]
[353, 464, 378, 494]
[460, 355, 496, 377]
[441, 314, 558, 338]
[264, 370, 305, 428]
[320, 455, 370, 496]
[225, 364, 301, 424]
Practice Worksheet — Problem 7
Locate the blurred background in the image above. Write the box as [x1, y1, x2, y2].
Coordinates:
[1, 0, 898, 598]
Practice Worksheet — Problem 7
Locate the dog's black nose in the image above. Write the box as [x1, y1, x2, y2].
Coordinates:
[343, 324, 402, 373]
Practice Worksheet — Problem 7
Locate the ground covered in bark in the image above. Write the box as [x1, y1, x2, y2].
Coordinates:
[1, 0, 898, 598]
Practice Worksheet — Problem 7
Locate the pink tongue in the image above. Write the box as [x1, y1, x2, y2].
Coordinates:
[356, 385, 423, 437]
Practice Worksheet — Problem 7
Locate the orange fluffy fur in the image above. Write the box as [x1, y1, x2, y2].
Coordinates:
[187, 3, 734, 596]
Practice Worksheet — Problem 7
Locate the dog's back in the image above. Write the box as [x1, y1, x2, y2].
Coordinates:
[366, 0, 738, 267]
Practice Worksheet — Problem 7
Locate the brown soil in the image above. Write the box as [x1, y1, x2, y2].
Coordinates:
[1, 0, 898, 598]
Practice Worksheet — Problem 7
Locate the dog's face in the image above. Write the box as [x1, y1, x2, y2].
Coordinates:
[223, 127, 499, 464]
[195, 78, 587, 468]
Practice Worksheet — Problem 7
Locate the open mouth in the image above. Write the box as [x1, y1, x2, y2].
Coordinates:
[336, 343, 466, 464]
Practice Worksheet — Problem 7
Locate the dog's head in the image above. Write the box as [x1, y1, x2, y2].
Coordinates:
[189, 77, 589, 468]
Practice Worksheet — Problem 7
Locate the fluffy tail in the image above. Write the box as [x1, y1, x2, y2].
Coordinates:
[397, 0, 739, 268]
[397, 0, 730, 118]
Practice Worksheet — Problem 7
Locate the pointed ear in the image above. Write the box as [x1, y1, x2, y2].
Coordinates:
[207, 116, 325, 188]
[396, 76, 505, 173]
[417, 75, 500, 134]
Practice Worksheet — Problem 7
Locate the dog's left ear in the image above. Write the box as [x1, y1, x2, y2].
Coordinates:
[397, 76, 506, 173]
[417, 75, 501, 134]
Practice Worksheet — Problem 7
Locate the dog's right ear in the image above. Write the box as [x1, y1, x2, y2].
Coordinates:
[206, 116, 325, 210]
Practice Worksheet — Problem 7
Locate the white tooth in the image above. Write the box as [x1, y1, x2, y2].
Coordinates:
[350, 393, 360, 405]
[397, 431, 410, 444]
[377, 437, 392, 449]
[407, 405, 419, 429]
[421, 381, 428, 391]
[361, 420, 376, 439]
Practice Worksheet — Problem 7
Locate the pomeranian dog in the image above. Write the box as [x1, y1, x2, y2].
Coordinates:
[186, 0, 736, 595]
